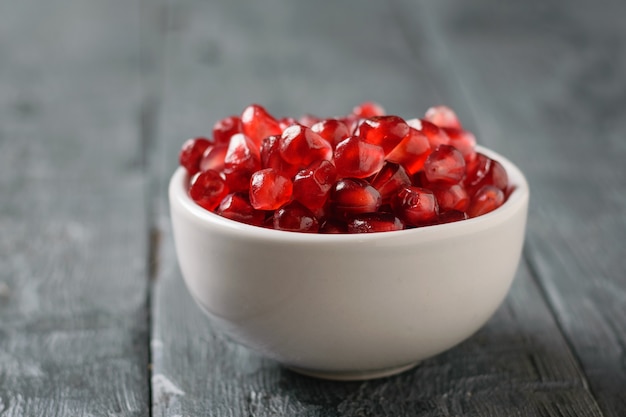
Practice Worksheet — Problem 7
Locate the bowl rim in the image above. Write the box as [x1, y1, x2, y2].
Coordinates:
[169, 145, 529, 243]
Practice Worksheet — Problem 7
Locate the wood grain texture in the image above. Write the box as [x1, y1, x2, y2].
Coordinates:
[415, 0, 626, 415]
[148, 0, 608, 415]
[0, 0, 149, 414]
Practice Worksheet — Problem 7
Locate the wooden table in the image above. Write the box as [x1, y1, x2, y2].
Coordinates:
[1, 0, 625, 415]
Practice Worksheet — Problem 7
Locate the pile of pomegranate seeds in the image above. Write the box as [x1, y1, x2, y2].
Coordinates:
[179, 102, 511, 233]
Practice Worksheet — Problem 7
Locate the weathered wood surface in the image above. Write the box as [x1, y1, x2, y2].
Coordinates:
[0, 0, 149, 415]
[2, 0, 625, 415]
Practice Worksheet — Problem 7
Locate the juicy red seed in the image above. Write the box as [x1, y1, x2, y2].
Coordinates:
[423, 144, 466, 184]
[279, 125, 333, 168]
[370, 162, 411, 204]
[352, 101, 385, 118]
[199, 144, 228, 173]
[424, 105, 462, 129]
[468, 185, 505, 218]
[311, 119, 351, 147]
[436, 210, 468, 225]
[273, 202, 319, 233]
[386, 127, 431, 174]
[292, 160, 337, 210]
[213, 115, 242, 145]
[260, 135, 300, 178]
[347, 213, 404, 233]
[249, 168, 293, 210]
[241, 104, 282, 147]
[464, 153, 508, 194]
[430, 183, 470, 212]
[223, 133, 261, 192]
[217, 193, 266, 226]
[189, 170, 230, 211]
[329, 178, 382, 217]
[407, 119, 451, 148]
[356, 115, 410, 155]
[179, 137, 211, 175]
[320, 219, 348, 234]
[392, 186, 439, 226]
[334, 136, 385, 179]
[442, 127, 477, 162]
[298, 114, 321, 128]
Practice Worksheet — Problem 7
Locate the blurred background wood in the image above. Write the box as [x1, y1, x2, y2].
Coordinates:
[1, 0, 624, 415]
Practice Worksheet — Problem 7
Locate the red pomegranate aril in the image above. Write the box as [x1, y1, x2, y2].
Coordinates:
[334, 136, 385, 179]
[464, 153, 508, 194]
[223, 133, 261, 192]
[468, 185, 505, 218]
[241, 104, 282, 147]
[273, 201, 319, 233]
[311, 119, 351, 147]
[260, 135, 300, 178]
[347, 213, 404, 233]
[249, 168, 293, 210]
[407, 119, 451, 148]
[356, 115, 410, 155]
[199, 144, 228, 173]
[280, 125, 333, 168]
[179, 137, 212, 175]
[217, 193, 266, 226]
[292, 160, 337, 210]
[352, 101, 385, 118]
[386, 127, 431, 174]
[423, 144, 466, 184]
[189, 170, 230, 211]
[430, 183, 470, 212]
[436, 210, 468, 225]
[213, 115, 243, 145]
[329, 178, 382, 217]
[392, 186, 439, 226]
[424, 105, 462, 129]
[370, 162, 411, 204]
[320, 219, 348, 234]
[443, 127, 477, 162]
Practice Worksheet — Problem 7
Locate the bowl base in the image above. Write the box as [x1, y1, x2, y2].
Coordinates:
[287, 361, 420, 381]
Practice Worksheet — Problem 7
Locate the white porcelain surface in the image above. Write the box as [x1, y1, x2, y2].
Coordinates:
[169, 146, 529, 380]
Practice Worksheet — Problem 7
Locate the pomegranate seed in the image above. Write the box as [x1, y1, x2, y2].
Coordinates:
[347, 213, 404, 233]
[436, 210, 468, 224]
[249, 168, 293, 210]
[217, 193, 266, 226]
[430, 183, 470, 212]
[424, 105, 462, 129]
[279, 125, 333, 168]
[278, 117, 298, 131]
[392, 186, 439, 226]
[329, 178, 381, 217]
[260, 135, 300, 178]
[223, 133, 261, 192]
[407, 119, 451, 148]
[356, 115, 410, 155]
[292, 160, 337, 210]
[298, 114, 321, 128]
[468, 185, 505, 218]
[334, 136, 385, 179]
[273, 202, 319, 233]
[189, 170, 230, 211]
[320, 219, 348, 234]
[213, 115, 242, 145]
[352, 101, 385, 118]
[311, 119, 351, 147]
[386, 127, 431, 174]
[370, 162, 411, 204]
[423, 144, 466, 184]
[241, 104, 282, 147]
[442, 127, 477, 162]
[179, 137, 211, 175]
[464, 153, 508, 194]
[199, 144, 228, 173]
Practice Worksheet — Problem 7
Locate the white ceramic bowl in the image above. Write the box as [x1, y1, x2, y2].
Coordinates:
[169, 146, 529, 380]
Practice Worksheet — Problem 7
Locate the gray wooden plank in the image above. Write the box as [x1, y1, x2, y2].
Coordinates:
[149, 0, 606, 415]
[414, 0, 626, 415]
[0, 0, 149, 414]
